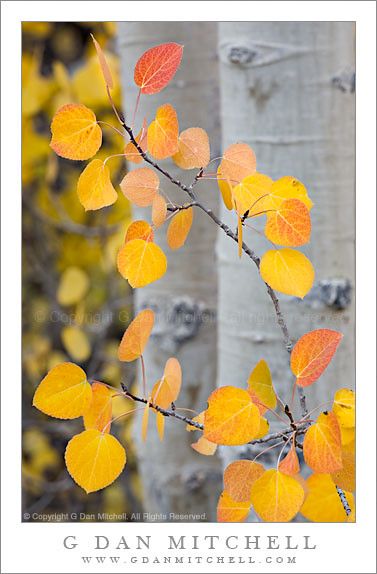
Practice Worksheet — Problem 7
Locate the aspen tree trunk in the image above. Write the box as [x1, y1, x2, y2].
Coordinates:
[118, 22, 222, 520]
[217, 22, 355, 465]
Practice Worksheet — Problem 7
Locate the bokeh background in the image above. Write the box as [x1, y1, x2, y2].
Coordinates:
[22, 22, 140, 521]
[22, 21, 355, 522]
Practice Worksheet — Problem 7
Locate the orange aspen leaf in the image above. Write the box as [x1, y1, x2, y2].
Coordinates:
[117, 239, 167, 288]
[172, 127, 210, 169]
[83, 382, 112, 433]
[77, 159, 117, 211]
[260, 248, 314, 298]
[278, 443, 300, 476]
[217, 490, 251, 523]
[223, 460, 265, 502]
[250, 469, 305, 522]
[151, 357, 182, 409]
[50, 103, 102, 160]
[217, 143, 257, 210]
[134, 43, 183, 95]
[125, 220, 154, 243]
[300, 473, 354, 522]
[151, 194, 167, 228]
[33, 362, 92, 419]
[204, 386, 261, 446]
[262, 176, 313, 211]
[166, 207, 194, 250]
[191, 436, 217, 456]
[118, 309, 154, 362]
[333, 388, 355, 428]
[141, 401, 150, 442]
[265, 198, 311, 247]
[91, 34, 113, 88]
[291, 329, 343, 387]
[156, 411, 165, 441]
[247, 359, 276, 414]
[124, 119, 148, 164]
[65, 429, 126, 493]
[147, 103, 179, 159]
[120, 167, 159, 207]
[303, 411, 343, 473]
[232, 173, 273, 217]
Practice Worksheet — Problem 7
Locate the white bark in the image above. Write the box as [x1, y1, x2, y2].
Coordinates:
[117, 22, 222, 519]
[217, 22, 355, 464]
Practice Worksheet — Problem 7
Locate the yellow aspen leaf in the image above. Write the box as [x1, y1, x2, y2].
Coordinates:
[237, 215, 243, 258]
[147, 103, 179, 159]
[120, 167, 159, 207]
[191, 436, 217, 456]
[217, 490, 251, 523]
[223, 460, 265, 502]
[50, 103, 102, 160]
[156, 411, 165, 441]
[172, 127, 210, 169]
[303, 411, 342, 473]
[61, 326, 91, 363]
[77, 159, 117, 211]
[232, 173, 273, 217]
[278, 443, 300, 476]
[33, 362, 92, 419]
[340, 426, 355, 446]
[291, 329, 343, 387]
[166, 207, 194, 250]
[57, 266, 89, 306]
[265, 198, 311, 246]
[134, 43, 183, 95]
[117, 239, 167, 288]
[118, 309, 154, 362]
[141, 401, 150, 442]
[151, 357, 182, 409]
[65, 429, 126, 493]
[152, 194, 167, 228]
[124, 119, 148, 164]
[83, 382, 112, 433]
[255, 417, 270, 438]
[91, 34, 113, 88]
[333, 388, 355, 428]
[125, 220, 154, 243]
[204, 386, 261, 446]
[260, 248, 314, 298]
[247, 359, 276, 414]
[250, 469, 305, 522]
[217, 143, 257, 210]
[331, 442, 355, 492]
[300, 473, 354, 522]
[263, 176, 313, 211]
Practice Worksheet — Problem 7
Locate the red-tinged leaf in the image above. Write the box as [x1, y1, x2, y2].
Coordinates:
[120, 167, 159, 207]
[223, 460, 265, 502]
[291, 329, 343, 387]
[278, 443, 300, 476]
[125, 220, 154, 243]
[134, 43, 183, 95]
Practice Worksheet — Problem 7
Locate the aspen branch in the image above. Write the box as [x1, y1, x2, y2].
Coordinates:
[335, 486, 352, 516]
[121, 123, 308, 416]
